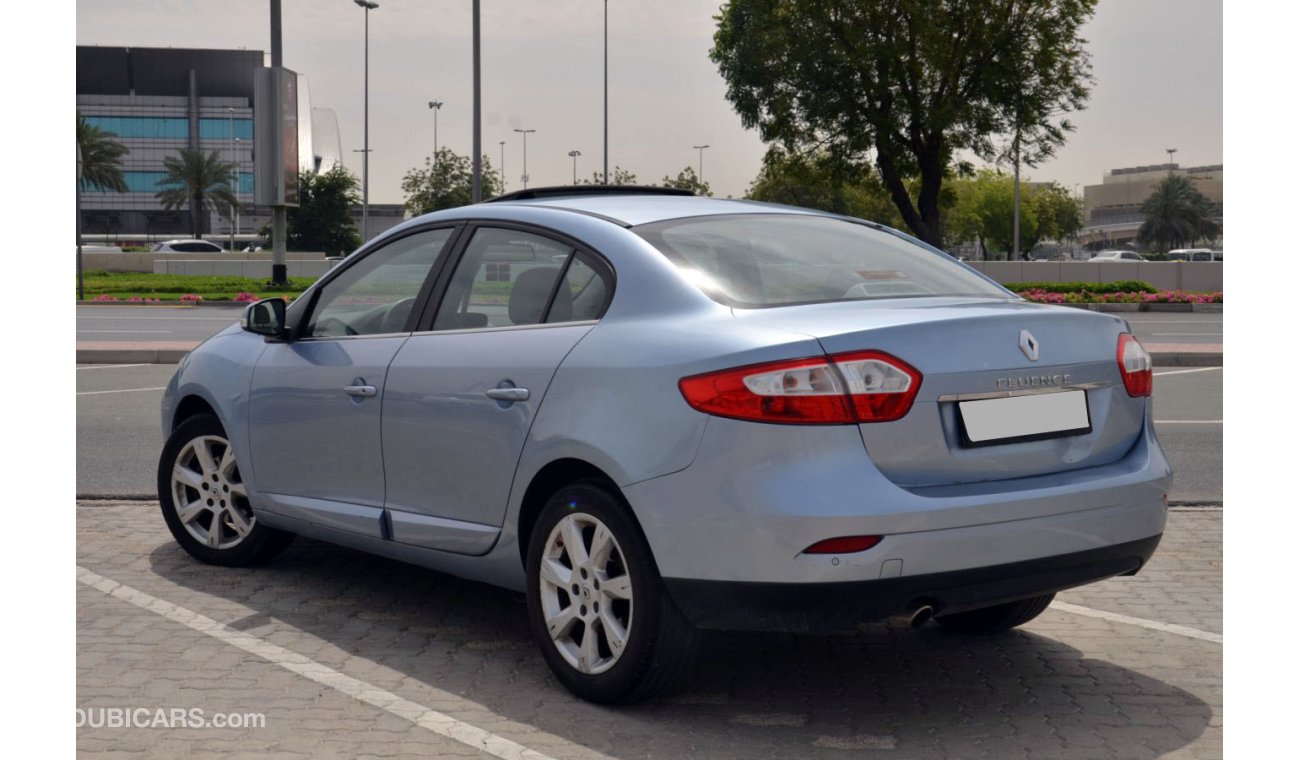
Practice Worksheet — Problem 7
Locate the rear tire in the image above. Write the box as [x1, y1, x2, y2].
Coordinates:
[936, 593, 1055, 634]
[525, 481, 700, 704]
[158, 414, 294, 566]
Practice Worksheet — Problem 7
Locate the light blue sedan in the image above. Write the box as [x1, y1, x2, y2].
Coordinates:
[158, 187, 1169, 703]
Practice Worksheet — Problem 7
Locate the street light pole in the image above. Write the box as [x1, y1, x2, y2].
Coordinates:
[514, 128, 535, 188]
[603, 0, 609, 184]
[499, 140, 506, 192]
[227, 107, 236, 251]
[427, 100, 442, 168]
[568, 150, 581, 184]
[355, 0, 378, 241]
[472, 0, 482, 201]
[234, 137, 240, 245]
[77, 143, 84, 301]
[692, 144, 709, 183]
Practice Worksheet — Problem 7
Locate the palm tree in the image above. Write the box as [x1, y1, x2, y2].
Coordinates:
[155, 148, 239, 239]
[76, 113, 129, 192]
[1138, 175, 1220, 251]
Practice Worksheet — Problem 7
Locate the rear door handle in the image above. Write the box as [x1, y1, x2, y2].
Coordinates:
[343, 384, 378, 398]
[485, 387, 530, 402]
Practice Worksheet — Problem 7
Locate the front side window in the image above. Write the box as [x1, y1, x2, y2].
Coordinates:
[635, 214, 1010, 308]
[306, 227, 454, 337]
[433, 228, 578, 330]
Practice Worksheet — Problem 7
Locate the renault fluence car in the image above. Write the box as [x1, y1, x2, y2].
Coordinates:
[158, 187, 1169, 704]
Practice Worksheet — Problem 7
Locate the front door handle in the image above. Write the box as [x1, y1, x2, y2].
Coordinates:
[343, 384, 378, 398]
[485, 387, 530, 402]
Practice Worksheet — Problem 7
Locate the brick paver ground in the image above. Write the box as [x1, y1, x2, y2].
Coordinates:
[78, 503, 1221, 758]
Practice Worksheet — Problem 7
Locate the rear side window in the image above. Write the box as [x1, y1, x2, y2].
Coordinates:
[547, 252, 610, 323]
[634, 215, 1008, 308]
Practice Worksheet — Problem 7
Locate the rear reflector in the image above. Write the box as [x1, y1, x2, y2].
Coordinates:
[803, 535, 883, 554]
[1117, 334, 1153, 397]
[679, 351, 921, 424]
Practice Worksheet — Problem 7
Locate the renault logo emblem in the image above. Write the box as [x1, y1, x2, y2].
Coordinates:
[1020, 330, 1040, 361]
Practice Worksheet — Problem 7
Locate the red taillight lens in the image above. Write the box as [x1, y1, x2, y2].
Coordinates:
[803, 535, 883, 554]
[678, 351, 921, 424]
[1117, 334, 1153, 397]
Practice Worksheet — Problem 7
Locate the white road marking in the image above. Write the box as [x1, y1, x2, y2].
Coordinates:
[1051, 601, 1222, 644]
[76, 387, 167, 396]
[1154, 420, 1222, 424]
[77, 330, 174, 334]
[76, 566, 599, 760]
[76, 364, 151, 370]
[1151, 332, 1223, 337]
[1154, 367, 1223, 377]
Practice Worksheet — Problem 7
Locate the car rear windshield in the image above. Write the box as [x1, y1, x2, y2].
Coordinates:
[633, 214, 1009, 308]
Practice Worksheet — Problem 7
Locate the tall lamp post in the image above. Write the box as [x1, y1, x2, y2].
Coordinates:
[427, 100, 442, 167]
[499, 140, 506, 192]
[568, 150, 581, 184]
[514, 128, 536, 188]
[355, 0, 378, 241]
[692, 144, 709, 184]
[603, 0, 609, 184]
[227, 107, 237, 251]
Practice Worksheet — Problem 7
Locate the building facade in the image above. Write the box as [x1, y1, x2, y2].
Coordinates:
[77, 46, 360, 245]
[1080, 163, 1223, 249]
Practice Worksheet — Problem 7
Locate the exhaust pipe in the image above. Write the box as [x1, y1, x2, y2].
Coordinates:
[887, 604, 934, 629]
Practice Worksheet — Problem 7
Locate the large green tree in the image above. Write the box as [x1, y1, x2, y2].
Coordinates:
[746, 148, 903, 226]
[76, 113, 129, 192]
[948, 170, 1080, 258]
[285, 166, 363, 256]
[1138, 175, 1220, 251]
[155, 148, 239, 239]
[660, 166, 713, 196]
[711, 0, 1095, 247]
[401, 148, 503, 214]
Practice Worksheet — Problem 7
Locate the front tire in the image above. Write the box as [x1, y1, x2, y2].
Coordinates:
[525, 482, 700, 704]
[936, 593, 1055, 634]
[158, 414, 293, 566]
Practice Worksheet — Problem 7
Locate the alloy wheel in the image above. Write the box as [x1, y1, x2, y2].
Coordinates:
[169, 435, 255, 550]
[538, 512, 634, 675]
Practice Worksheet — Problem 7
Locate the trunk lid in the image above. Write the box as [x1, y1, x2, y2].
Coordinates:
[733, 297, 1146, 487]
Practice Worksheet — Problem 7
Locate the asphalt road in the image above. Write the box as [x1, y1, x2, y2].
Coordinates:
[77, 305, 1224, 346]
[76, 364, 1223, 502]
[77, 304, 244, 343]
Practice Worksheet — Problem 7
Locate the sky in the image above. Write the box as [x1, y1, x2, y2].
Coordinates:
[74, 0, 1222, 204]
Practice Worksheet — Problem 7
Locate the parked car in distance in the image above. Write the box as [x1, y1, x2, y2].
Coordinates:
[1086, 250, 1144, 262]
[1168, 249, 1221, 262]
[151, 239, 225, 254]
[158, 186, 1170, 704]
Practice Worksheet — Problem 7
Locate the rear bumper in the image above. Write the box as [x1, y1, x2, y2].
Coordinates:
[665, 534, 1161, 633]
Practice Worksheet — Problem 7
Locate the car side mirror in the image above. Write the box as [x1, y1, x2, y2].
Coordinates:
[241, 298, 289, 341]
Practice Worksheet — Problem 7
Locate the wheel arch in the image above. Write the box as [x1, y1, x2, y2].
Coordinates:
[171, 394, 220, 432]
[516, 458, 625, 567]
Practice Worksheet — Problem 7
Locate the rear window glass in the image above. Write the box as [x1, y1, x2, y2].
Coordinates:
[634, 214, 1008, 308]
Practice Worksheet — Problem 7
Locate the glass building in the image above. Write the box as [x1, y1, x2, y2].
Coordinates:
[77, 46, 342, 243]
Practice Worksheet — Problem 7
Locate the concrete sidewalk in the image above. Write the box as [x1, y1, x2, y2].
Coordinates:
[76, 339, 1224, 366]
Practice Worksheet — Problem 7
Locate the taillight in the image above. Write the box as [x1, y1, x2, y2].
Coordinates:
[1117, 334, 1153, 397]
[678, 351, 921, 424]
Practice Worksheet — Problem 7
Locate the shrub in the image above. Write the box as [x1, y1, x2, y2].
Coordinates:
[1008, 280, 1157, 294]
[178, 294, 204, 303]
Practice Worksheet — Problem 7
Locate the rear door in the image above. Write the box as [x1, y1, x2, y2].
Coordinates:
[247, 226, 458, 535]
[381, 225, 613, 554]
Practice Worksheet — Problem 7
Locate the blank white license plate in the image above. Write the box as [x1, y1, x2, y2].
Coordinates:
[958, 390, 1091, 445]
